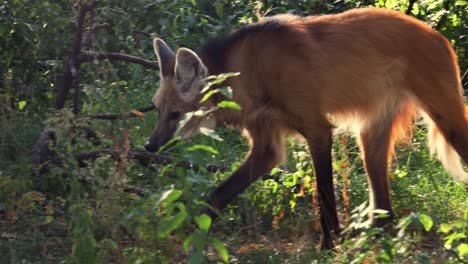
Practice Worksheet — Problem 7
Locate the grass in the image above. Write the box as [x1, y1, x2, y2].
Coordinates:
[0, 100, 467, 263]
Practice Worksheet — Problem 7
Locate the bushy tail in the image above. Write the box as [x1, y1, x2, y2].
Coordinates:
[427, 107, 468, 183]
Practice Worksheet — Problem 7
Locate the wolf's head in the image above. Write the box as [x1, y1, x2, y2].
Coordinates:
[144, 39, 216, 152]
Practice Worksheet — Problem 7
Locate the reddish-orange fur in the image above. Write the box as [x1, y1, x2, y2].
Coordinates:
[147, 8, 468, 249]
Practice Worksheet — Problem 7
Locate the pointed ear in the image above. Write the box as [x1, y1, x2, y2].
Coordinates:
[153, 38, 176, 78]
[174, 48, 207, 102]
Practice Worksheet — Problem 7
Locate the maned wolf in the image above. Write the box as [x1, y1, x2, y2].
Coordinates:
[145, 8, 468, 249]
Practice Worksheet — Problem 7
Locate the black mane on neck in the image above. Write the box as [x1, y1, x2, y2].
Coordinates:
[198, 19, 287, 74]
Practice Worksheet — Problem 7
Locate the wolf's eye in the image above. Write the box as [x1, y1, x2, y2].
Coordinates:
[169, 111, 180, 120]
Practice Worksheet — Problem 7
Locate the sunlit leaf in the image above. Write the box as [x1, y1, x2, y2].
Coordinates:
[155, 189, 182, 209]
[217, 101, 241, 110]
[18, 100, 27, 110]
[187, 144, 219, 155]
[373, 209, 390, 218]
[457, 243, 468, 257]
[439, 223, 453, 233]
[411, 3, 419, 15]
[195, 214, 212, 231]
[201, 72, 240, 93]
[455, 0, 467, 6]
[183, 234, 194, 253]
[157, 208, 188, 238]
[200, 89, 219, 103]
[444, 232, 466, 248]
[199, 127, 223, 141]
[419, 213, 433, 231]
[176, 112, 194, 134]
[212, 238, 229, 263]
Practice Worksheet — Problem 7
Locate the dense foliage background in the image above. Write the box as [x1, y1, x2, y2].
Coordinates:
[1, 0, 467, 263]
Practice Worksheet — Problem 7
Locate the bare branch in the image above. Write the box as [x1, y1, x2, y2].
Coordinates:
[133, 30, 151, 37]
[72, 68, 82, 115]
[84, 23, 111, 49]
[123, 186, 144, 195]
[462, 69, 468, 90]
[74, 149, 229, 174]
[55, 0, 98, 110]
[73, 148, 276, 181]
[405, 0, 417, 15]
[78, 52, 159, 70]
[434, 0, 451, 30]
[86, 105, 156, 120]
[92, 23, 111, 32]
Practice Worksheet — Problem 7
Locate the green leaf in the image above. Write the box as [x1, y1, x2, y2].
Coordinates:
[193, 110, 208, 117]
[155, 189, 182, 209]
[201, 72, 240, 94]
[455, 0, 467, 6]
[215, 3, 224, 18]
[157, 208, 188, 238]
[264, 179, 278, 193]
[439, 223, 453, 233]
[177, 112, 194, 134]
[220, 86, 233, 99]
[411, 3, 419, 15]
[419, 214, 433, 231]
[195, 214, 212, 231]
[99, 239, 118, 250]
[396, 215, 412, 232]
[188, 251, 203, 264]
[18, 100, 27, 110]
[415, 253, 432, 264]
[212, 238, 229, 263]
[385, 0, 398, 8]
[374, 210, 390, 219]
[457, 243, 468, 257]
[444, 232, 466, 248]
[217, 101, 241, 110]
[186, 144, 219, 155]
[72, 211, 96, 264]
[199, 127, 223, 141]
[183, 234, 194, 253]
[200, 89, 219, 103]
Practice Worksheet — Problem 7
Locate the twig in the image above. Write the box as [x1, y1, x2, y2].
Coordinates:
[92, 23, 111, 32]
[72, 68, 82, 115]
[133, 30, 151, 37]
[434, 0, 451, 30]
[405, 0, 417, 15]
[73, 148, 276, 181]
[84, 21, 111, 49]
[86, 105, 155, 120]
[74, 149, 229, 173]
[78, 52, 159, 69]
[461, 69, 468, 90]
[55, 0, 97, 110]
[123, 186, 144, 195]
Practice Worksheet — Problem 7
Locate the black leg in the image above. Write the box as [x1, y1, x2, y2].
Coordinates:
[202, 126, 285, 219]
[306, 127, 340, 250]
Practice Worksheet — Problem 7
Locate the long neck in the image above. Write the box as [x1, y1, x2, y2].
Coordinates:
[199, 52, 243, 128]
[197, 28, 251, 128]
